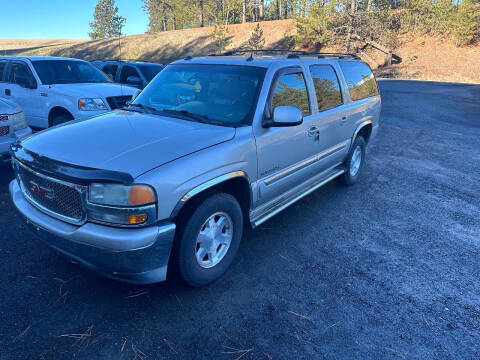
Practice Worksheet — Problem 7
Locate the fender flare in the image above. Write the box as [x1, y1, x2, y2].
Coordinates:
[350, 120, 372, 150]
[170, 171, 250, 218]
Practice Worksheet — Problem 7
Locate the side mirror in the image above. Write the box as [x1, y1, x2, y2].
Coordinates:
[126, 76, 141, 86]
[264, 105, 303, 128]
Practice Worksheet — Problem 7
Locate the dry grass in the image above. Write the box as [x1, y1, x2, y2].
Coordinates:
[1, 19, 478, 83]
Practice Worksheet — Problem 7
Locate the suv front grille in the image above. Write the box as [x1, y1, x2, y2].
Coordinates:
[106, 95, 132, 110]
[15, 161, 87, 225]
[0, 126, 9, 136]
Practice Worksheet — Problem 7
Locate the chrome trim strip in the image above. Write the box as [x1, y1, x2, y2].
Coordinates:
[170, 171, 249, 218]
[264, 141, 348, 186]
[15, 160, 88, 225]
[251, 166, 344, 227]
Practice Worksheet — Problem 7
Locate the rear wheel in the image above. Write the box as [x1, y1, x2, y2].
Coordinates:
[337, 135, 366, 186]
[174, 193, 243, 287]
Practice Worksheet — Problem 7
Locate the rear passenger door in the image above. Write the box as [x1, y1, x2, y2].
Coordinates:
[307, 64, 350, 169]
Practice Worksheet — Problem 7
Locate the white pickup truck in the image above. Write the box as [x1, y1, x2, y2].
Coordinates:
[0, 57, 137, 129]
[0, 98, 31, 163]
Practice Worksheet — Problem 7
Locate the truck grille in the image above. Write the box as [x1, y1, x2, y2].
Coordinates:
[0, 126, 9, 136]
[0, 114, 8, 121]
[15, 161, 87, 225]
[106, 95, 132, 110]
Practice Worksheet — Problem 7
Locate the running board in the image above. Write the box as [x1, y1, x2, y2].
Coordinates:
[250, 166, 345, 228]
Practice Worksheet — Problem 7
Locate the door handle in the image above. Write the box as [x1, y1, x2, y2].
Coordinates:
[308, 126, 319, 137]
[5, 89, 11, 96]
[341, 116, 347, 123]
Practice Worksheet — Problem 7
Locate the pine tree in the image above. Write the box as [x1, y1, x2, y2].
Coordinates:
[247, 23, 265, 50]
[452, 0, 480, 46]
[211, 20, 231, 53]
[89, 0, 126, 39]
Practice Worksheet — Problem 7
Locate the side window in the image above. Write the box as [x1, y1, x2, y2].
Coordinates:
[310, 65, 342, 111]
[8, 62, 37, 88]
[0, 61, 6, 81]
[271, 72, 310, 115]
[339, 61, 379, 101]
[102, 64, 118, 81]
[120, 65, 140, 83]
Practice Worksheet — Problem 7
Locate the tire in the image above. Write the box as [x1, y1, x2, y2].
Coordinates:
[173, 193, 243, 287]
[49, 114, 73, 127]
[337, 135, 366, 186]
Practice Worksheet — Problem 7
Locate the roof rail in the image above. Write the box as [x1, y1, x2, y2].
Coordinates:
[207, 49, 361, 60]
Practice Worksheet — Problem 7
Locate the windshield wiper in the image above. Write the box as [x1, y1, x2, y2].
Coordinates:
[123, 103, 159, 114]
[161, 109, 210, 123]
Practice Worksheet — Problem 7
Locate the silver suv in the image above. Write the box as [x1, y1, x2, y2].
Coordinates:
[9, 52, 381, 286]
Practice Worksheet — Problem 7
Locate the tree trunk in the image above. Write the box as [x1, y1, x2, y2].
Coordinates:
[243, 0, 246, 23]
[259, 0, 264, 20]
[200, 0, 205, 26]
[345, 0, 356, 52]
[276, 0, 281, 19]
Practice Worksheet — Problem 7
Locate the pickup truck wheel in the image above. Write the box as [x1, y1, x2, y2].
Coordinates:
[175, 193, 243, 287]
[337, 135, 366, 186]
[50, 114, 73, 127]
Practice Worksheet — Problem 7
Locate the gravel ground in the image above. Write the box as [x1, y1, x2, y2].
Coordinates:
[0, 80, 479, 360]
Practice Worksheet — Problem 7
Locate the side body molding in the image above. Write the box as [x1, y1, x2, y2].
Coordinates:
[170, 171, 250, 218]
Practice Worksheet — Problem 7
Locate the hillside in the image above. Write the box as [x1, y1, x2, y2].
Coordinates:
[0, 19, 479, 83]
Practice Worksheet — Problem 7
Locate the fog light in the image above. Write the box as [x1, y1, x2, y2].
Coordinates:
[128, 214, 148, 224]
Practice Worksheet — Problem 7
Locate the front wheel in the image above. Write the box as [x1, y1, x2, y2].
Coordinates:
[174, 193, 243, 287]
[337, 135, 366, 186]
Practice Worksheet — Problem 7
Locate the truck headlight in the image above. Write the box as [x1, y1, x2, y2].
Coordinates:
[78, 98, 107, 111]
[87, 184, 157, 226]
[10, 111, 28, 131]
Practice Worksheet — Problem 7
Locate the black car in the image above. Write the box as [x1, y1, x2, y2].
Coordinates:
[92, 60, 164, 89]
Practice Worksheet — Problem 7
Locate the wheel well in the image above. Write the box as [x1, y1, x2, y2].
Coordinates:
[357, 123, 372, 143]
[174, 177, 252, 228]
[48, 107, 74, 126]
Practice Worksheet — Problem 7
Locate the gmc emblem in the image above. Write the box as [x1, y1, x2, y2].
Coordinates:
[29, 181, 54, 200]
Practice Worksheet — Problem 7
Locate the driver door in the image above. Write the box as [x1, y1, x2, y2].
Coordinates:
[5, 61, 43, 127]
[254, 67, 321, 207]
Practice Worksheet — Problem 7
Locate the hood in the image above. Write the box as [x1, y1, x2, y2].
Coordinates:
[49, 83, 137, 98]
[20, 110, 236, 178]
[0, 98, 21, 114]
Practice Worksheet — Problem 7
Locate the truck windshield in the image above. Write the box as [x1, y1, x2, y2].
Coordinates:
[132, 64, 266, 126]
[32, 60, 110, 85]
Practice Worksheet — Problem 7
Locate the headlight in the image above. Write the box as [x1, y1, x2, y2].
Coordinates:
[78, 98, 107, 111]
[10, 111, 28, 131]
[87, 184, 157, 226]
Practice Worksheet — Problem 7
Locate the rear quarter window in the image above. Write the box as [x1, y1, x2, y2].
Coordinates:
[340, 61, 379, 101]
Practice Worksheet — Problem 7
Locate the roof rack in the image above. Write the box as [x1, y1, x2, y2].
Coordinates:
[208, 49, 361, 60]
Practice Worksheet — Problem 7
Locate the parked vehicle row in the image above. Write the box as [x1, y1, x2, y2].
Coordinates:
[0, 56, 137, 129]
[8, 51, 381, 287]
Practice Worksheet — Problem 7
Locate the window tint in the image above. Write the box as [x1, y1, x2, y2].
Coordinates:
[102, 64, 118, 81]
[0, 61, 6, 81]
[9, 62, 36, 87]
[32, 60, 109, 84]
[310, 65, 342, 111]
[120, 66, 140, 83]
[340, 61, 379, 101]
[271, 72, 310, 115]
[138, 64, 163, 82]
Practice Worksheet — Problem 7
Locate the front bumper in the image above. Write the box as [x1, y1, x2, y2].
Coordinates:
[9, 180, 176, 284]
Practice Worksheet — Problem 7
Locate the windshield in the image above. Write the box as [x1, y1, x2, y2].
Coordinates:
[32, 60, 110, 85]
[132, 64, 266, 126]
[138, 64, 164, 82]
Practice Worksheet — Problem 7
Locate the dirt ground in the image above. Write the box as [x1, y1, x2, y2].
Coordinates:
[0, 80, 479, 359]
